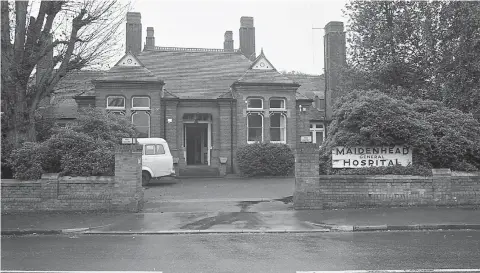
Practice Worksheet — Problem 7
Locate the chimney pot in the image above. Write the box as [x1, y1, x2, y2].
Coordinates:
[145, 26, 155, 50]
[224, 30, 234, 51]
[240, 16, 254, 28]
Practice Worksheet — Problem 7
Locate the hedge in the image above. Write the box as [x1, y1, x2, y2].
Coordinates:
[236, 143, 295, 177]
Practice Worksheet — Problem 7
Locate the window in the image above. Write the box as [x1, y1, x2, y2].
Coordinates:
[310, 123, 325, 146]
[247, 98, 263, 110]
[107, 96, 125, 109]
[269, 98, 285, 110]
[247, 113, 263, 143]
[132, 111, 150, 138]
[156, 144, 165, 155]
[270, 113, 286, 143]
[132, 97, 150, 110]
[145, 144, 156, 155]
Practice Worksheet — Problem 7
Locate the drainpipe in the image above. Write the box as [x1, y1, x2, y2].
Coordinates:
[163, 101, 167, 139]
[230, 100, 234, 173]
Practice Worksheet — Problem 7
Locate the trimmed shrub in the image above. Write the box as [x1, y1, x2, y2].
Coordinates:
[7, 142, 47, 180]
[236, 143, 295, 177]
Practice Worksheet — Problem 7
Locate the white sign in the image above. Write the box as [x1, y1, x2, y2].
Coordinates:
[122, 138, 133, 144]
[301, 136, 312, 143]
[332, 145, 412, 168]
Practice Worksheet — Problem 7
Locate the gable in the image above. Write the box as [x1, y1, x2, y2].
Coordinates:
[251, 55, 274, 70]
[115, 52, 143, 67]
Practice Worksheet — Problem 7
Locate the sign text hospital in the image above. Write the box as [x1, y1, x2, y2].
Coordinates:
[332, 145, 412, 168]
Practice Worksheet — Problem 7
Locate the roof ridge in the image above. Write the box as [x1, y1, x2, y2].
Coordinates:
[148, 46, 242, 53]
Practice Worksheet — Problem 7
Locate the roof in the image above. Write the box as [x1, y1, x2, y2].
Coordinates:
[137, 48, 252, 99]
[235, 69, 298, 85]
[51, 70, 105, 118]
[95, 66, 161, 82]
[136, 137, 167, 144]
[286, 74, 325, 99]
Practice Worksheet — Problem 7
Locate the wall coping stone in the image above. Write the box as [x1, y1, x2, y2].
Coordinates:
[1, 180, 41, 185]
[41, 173, 60, 179]
[59, 176, 115, 183]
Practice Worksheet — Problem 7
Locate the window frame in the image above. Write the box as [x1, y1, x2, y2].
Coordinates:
[132, 111, 151, 138]
[269, 98, 286, 110]
[131, 96, 151, 111]
[246, 113, 264, 144]
[106, 96, 126, 110]
[310, 123, 325, 146]
[144, 144, 156, 155]
[269, 112, 286, 144]
[246, 98, 264, 110]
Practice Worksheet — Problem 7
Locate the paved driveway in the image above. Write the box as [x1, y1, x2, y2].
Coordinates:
[143, 177, 295, 212]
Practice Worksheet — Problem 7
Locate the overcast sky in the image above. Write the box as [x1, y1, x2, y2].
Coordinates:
[129, 0, 348, 75]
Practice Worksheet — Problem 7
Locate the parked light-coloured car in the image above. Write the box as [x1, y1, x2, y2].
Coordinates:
[136, 138, 175, 185]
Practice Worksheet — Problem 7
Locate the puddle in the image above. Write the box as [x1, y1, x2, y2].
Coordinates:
[179, 212, 261, 230]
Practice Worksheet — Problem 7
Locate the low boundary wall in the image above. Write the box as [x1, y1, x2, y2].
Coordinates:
[1, 145, 144, 213]
[293, 143, 480, 209]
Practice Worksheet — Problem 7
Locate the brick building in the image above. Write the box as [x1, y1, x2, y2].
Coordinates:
[53, 12, 346, 176]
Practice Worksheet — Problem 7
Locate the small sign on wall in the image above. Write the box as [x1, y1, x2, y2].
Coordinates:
[122, 138, 134, 144]
[300, 136, 312, 143]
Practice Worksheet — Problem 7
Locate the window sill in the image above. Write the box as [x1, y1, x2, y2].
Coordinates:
[247, 141, 263, 144]
[270, 141, 286, 144]
[131, 107, 151, 111]
[106, 107, 126, 110]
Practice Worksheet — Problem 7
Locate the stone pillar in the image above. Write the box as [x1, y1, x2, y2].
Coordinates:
[113, 144, 143, 212]
[293, 143, 320, 210]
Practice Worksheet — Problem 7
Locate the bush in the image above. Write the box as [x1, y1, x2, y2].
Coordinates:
[8, 108, 136, 180]
[320, 89, 480, 174]
[7, 142, 47, 180]
[236, 143, 295, 177]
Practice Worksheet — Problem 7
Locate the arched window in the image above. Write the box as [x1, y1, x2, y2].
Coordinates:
[269, 98, 285, 110]
[247, 98, 263, 110]
[132, 111, 150, 138]
[106, 96, 125, 110]
[270, 113, 286, 143]
[247, 113, 263, 143]
[132, 96, 150, 110]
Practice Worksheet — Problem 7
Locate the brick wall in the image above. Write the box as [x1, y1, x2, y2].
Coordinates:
[1, 145, 144, 213]
[293, 144, 480, 209]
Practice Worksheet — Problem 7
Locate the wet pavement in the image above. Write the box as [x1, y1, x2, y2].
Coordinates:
[3, 203, 480, 234]
[3, 231, 480, 271]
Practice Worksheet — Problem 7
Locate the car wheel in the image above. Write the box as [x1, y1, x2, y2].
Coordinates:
[142, 171, 151, 186]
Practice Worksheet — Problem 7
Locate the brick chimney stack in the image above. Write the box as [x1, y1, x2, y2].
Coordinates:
[324, 21, 346, 120]
[145, 27, 155, 50]
[224, 31, 234, 51]
[126, 12, 142, 55]
[239, 16, 256, 61]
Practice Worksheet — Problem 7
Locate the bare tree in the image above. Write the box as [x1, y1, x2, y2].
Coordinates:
[1, 0, 129, 145]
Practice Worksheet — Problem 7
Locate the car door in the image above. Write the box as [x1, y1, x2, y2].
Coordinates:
[154, 144, 172, 177]
[142, 144, 157, 176]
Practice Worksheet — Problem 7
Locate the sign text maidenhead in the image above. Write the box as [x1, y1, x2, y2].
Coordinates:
[332, 145, 412, 168]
